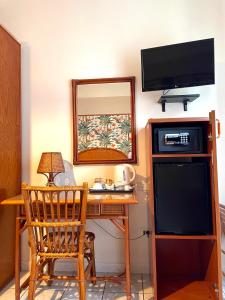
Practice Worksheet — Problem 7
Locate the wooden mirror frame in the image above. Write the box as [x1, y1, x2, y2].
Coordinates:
[72, 77, 137, 165]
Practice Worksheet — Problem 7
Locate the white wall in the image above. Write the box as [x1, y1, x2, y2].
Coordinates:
[0, 0, 224, 273]
[78, 97, 131, 114]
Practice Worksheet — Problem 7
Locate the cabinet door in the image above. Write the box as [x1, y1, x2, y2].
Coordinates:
[145, 122, 157, 299]
[0, 25, 21, 288]
[0, 25, 21, 199]
[209, 110, 222, 299]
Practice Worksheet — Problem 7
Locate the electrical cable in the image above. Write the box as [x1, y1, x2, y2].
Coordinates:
[91, 220, 145, 240]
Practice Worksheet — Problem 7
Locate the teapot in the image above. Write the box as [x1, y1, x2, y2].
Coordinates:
[114, 164, 135, 187]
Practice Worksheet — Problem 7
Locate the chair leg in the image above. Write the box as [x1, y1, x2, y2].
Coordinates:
[28, 255, 37, 300]
[47, 259, 55, 286]
[78, 254, 86, 300]
[90, 242, 96, 285]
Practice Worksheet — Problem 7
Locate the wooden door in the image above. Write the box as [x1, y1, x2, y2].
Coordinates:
[208, 110, 222, 300]
[0, 26, 21, 287]
[145, 121, 157, 299]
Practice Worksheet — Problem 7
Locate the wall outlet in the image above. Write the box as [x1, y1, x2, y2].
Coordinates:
[142, 229, 151, 237]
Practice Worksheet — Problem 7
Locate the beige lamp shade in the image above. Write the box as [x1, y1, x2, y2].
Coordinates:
[37, 152, 65, 185]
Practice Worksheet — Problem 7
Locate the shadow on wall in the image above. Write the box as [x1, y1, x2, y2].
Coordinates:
[54, 160, 76, 186]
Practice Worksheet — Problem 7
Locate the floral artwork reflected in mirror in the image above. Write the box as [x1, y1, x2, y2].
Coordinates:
[78, 114, 132, 157]
[72, 77, 136, 164]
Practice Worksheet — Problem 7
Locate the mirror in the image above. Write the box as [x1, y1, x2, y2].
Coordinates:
[72, 77, 136, 164]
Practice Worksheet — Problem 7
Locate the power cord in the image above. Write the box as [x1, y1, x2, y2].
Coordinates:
[91, 220, 150, 240]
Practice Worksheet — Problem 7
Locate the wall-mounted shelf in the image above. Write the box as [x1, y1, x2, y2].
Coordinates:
[158, 94, 200, 112]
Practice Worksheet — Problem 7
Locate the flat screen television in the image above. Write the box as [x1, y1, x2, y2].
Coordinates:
[141, 38, 214, 92]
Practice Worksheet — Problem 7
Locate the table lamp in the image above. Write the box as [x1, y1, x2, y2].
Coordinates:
[37, 152, 65, 186]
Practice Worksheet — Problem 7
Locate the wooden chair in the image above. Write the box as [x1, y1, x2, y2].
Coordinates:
[22, 183, 96, 300]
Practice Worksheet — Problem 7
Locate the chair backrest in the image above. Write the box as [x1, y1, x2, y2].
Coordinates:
[22, 183, 88, 256]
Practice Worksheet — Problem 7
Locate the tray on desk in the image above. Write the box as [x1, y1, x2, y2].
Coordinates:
[89, 188, 133, 193]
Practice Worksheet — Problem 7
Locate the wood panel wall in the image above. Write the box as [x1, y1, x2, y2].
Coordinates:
[0, 25, 21, 287]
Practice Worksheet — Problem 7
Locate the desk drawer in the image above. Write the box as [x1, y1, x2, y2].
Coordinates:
[87, 204, 101, 216]
[20, 203, 124, 217]
[101, 204, 124, 215]
[75, 204, 101, 216]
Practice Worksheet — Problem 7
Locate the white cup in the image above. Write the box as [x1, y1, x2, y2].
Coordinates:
[92, 183, 103, 190]
[124, 184, 132, 191]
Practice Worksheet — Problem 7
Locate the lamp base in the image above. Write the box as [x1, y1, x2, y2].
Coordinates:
[47, 173, 56, 186]
[47, 181, 55, 186]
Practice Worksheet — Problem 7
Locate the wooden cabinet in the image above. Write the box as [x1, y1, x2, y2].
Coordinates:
[146, 111, 222, 300]
[0, 26, 21, 287]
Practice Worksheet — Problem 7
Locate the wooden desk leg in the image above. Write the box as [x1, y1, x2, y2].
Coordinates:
[124, 205, 131, 299]
[15, 206, 21, 300]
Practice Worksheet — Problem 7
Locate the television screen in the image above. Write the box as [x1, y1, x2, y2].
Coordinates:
[141, 38, 214, 92]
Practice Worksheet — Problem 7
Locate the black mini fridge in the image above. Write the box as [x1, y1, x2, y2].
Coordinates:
[154, 162, 212, 235]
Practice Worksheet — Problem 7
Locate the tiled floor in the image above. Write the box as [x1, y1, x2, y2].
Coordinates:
[0, 272, 153, 300]
[2, 273, 224, 299]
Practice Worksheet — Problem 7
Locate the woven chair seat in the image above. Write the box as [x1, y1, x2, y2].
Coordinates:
[37, 231, 95, 258]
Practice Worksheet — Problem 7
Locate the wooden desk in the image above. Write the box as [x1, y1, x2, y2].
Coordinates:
[0, 192, 137, 300]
